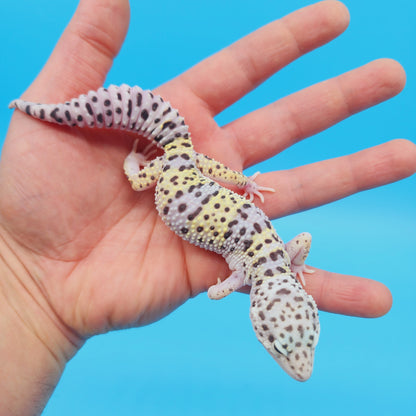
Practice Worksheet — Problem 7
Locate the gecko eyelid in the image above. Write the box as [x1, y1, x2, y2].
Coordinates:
[273, 340, 289, 357]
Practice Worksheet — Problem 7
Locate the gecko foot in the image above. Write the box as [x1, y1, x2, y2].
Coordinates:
[291, 264, 315, 286]
[243, 171, 275, 203]
[207, 270, 245, 300]
[124, 139, 156, 177]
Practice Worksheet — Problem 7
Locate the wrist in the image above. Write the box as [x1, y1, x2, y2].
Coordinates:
[0, 229, 82, 416]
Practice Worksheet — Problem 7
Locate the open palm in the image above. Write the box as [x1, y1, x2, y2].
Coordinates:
[1, 0, 415, 346]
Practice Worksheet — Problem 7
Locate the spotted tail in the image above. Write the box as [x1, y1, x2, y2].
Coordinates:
[8, 84, 189, 148]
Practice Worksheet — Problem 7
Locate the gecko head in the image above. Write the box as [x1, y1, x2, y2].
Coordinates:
[249, 275, 320, 381]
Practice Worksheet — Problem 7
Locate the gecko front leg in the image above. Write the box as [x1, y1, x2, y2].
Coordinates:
[285, 232, 315, 285]
[194, 152, 275, 203]
[207, 270, 246, 300]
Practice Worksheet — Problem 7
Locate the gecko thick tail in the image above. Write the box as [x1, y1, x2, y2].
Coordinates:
[9, 84, 190, 148]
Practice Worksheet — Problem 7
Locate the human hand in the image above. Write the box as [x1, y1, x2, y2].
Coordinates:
[1, 0, 415, 363]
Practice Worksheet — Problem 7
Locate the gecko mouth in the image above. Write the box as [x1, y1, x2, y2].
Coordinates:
[270, 345, 314, 382]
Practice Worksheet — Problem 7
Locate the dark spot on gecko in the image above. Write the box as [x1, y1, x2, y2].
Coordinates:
[224, 231, 232, 239]
[50, 108, 63, 123]
[188, 207, 202, 221]
[264, 269, 274, 277]
[141, 109, 149, 120]
[243, 240, 253, 251]
[85, 103, 93, 115]
[178, 203, 187, 213]
[136, 93, 142, 106]
[270, 250, 283, 261]
[275, 288, 291, 296]
[163, 207, 169, 215]
[253, 223, 262, 233]
[175, 190, 184, 198]
[266, 299, 281, 311]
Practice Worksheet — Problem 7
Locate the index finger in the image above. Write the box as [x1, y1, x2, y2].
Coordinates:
[175, 0, 350, 115]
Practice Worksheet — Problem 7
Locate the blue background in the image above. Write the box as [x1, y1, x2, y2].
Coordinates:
[1, 1, 415, 415]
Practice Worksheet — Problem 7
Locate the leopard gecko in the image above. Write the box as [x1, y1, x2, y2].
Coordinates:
[9, 84, 320, 381]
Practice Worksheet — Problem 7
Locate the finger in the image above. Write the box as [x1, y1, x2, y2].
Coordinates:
[173, 0, 350, 115]
[22, 0, 130, 103]
[239, 269, 392, 318]
[306, 269, 392, 318]
[258, 139, 416, 218]
[227, 59, 406, 166]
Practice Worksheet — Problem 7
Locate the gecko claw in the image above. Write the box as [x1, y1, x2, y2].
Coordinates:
[243, 171, 275, 203]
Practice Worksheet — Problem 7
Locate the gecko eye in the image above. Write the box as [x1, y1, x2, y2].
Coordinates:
[273, 340, 289, 357]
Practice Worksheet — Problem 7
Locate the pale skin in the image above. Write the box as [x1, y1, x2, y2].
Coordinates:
[1, 0, 415, 414]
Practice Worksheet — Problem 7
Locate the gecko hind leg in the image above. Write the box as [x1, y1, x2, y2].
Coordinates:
[207, 270, 246, 300]
[123, 139, 163, 191]
[285, 232, 315, 286]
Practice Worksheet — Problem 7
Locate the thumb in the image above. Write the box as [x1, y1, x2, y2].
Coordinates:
[22, 0, 130, 103]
